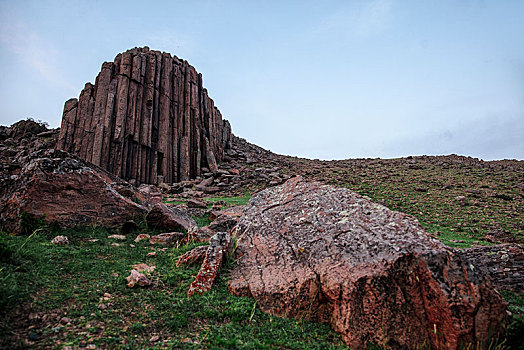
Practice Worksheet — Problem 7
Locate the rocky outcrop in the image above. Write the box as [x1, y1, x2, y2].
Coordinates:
[57, 47, 232, 185]
[456, 244, 524, 293]
[229, 177, 507, 349]
[0, 149, 147, 233]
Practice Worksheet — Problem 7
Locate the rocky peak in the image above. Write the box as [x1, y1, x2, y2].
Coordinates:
[57, 47, 232, 186]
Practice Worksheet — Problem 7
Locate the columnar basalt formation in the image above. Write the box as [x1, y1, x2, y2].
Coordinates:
[58, 47, 232, 185]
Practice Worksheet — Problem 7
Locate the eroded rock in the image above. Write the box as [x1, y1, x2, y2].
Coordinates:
[187, 232, 232, 296]
[146, 203, 196, 232]
[0, 149, 147, 233]
[229, 177, 507, 349]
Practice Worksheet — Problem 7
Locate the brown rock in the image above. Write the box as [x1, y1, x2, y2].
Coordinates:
[0, 150, 147, 233]
[175, 245, 208, 267]
[187, 199, 207, 209]
[126, 269, 152, 288]
[229, 177, 507, 349]
[134, 233, 150, 243]
[149, 232, 185, 245]
[187, 232, 232, 296]
[146, 203, 196, 232]
[57, 47, 232, 186]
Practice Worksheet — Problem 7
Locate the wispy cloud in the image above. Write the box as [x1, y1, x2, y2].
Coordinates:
[0, 16, 76, 94]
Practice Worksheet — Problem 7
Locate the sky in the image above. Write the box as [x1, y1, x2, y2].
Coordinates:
[0, 0, 523, 161]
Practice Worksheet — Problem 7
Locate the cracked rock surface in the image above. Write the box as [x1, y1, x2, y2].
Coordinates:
[229, 176, 507, 349]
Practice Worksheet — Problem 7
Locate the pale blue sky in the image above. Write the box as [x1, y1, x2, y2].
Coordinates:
[1, 0, 523, 160]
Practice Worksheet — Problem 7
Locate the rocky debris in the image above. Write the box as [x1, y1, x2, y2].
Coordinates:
[134, 234, 151, 243]
[108, 234, 126, 240]
[175, 245, 209, 267]
[229, 177, 507, 349]
[0, 149, 147, 234]
[57, 47, 232, 186]
[187, 198, 207, 209]
[149, 232, 185, 245]
[456, 244, 524, 293]
[125, 269, 152, 288]
[185, 226, 216, 243]
[208, 205, 245, 233]
[132, 263, 155, 273]
[50, 236, 69, 246]
[187, 232, 232, 296]
[146, 203, 196, 232]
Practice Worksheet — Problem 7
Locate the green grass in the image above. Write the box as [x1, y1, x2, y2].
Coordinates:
[0, 225, 345, 349]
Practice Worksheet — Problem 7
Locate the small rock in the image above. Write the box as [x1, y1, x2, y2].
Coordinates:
[126, 269, 152, 288]
[132, 263, 155, 273]
[50, 235, 69, 245]
[111, 243, 121, 247]
[98, 304, 107, 310]
[147, 252, 156, 257]
[134, 233, 151, 243]
[108, 234, 126, 240]
[187, 198, 207, 208]
[149, 232, 185, 245]
[150, 335, 160, 342]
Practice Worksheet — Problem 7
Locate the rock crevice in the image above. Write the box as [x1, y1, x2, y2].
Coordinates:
[58, 47, 232, 185]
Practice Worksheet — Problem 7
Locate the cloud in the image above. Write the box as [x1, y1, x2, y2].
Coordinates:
[0, 17, 76, 94]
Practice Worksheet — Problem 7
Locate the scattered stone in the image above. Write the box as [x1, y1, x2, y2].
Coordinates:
[146, 203, 196, 232]
[125, 269, 152, 288]
[132, 263, 155, 273]
[108, 234, 126, 240]
[176, 245, 209, 267]
[149, 335, 160, 343]
[134, 233, 150, 243]
[146, 252, 156, 257]
[111, 243, 121, 247]
[229, 177, 507, 349]
[188, 232, 232, 296]
[50, 235, 69, 246]
[185, 226, 215, 243]
[149, 232, 185, 245]
[187, 198, 207, 209]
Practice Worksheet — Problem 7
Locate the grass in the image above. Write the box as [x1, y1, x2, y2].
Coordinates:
[1, 190, 522, 349]
[0, 224, 345, 349]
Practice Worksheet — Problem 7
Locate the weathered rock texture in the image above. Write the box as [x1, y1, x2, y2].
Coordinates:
[229, 177, 507, 349]
[58, 47, 232, 185]
[456, 244, 524, 293]
[0, 149, 147, 233]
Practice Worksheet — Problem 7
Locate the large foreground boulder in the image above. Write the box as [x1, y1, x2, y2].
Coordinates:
[229, 177, 507, 349]
[0, 150, 147, 233]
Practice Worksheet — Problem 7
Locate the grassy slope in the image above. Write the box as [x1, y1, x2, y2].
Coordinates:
[1, 157, 523, 348]
[0, 225, 344, 349]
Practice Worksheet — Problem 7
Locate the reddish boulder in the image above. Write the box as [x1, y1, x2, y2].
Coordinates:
[187, 232, 232, 296]
[0, 150, 147, 233]
[149, 232, 185, 245]
[229, 177, 507, 349]
[146, 203, 196, 232]
[175, 245, 208, 267]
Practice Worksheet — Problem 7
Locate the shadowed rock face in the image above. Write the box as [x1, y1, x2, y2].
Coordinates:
[0, 149, 147, 233]
[229, 177, 507, 349]
[57, 47, 232, 185]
